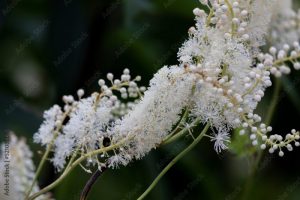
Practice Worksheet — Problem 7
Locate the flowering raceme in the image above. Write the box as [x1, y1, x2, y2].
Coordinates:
[2, 0, 300, 199]
[0, 133, 52, 200]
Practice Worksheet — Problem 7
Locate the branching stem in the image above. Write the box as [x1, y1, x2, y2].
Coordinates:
[80, 166, 107, 200]
[25, 110, 71, 199]
[137, 123, 210, 200]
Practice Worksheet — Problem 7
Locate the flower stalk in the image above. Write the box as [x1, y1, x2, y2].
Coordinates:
[137, 123, 210, 200]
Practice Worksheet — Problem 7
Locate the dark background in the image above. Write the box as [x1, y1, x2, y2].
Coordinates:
[1, 0, 300, 199]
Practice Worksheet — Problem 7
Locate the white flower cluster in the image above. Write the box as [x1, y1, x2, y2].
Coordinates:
[181, 0, 300, 154]
[177, 0, 271, 152]
[33, 0, 300, 171]
[0, 133, 52, 200]
[34, 69, 144, 171]
[269, 0, 300, 47]
[107, 66, 197, 168]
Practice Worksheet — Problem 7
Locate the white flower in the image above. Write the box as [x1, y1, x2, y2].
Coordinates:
[31, 0, 300, 171]
[210, 130, 230, 153]
[108, 65, 197, 168]
[34, 105, 62, 146]
[0, 133, 53, 200]
[52, 95, 115, 171]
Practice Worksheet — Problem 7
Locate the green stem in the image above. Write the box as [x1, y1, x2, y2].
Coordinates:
[65, 146, 80, 170]
[25, 132, 59, 198]
[224, 0, 236, 35]
[137, 123, 210, 200]
[206, 8, 214, 26]
[29, 114, 201, 200]
[162, 118, 201, 146]
[25, 109, 71, 198]
[241, 79, 281, 200]
[162, 108, 190, 143]
[28, 108, 198, 200]
[26, 144, 51, 197]
[27, 137, 130, 200]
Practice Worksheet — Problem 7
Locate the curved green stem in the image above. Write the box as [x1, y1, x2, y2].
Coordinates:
[206, 8, 214, 26]
[25, 142, 53, 198]
[27, 137, 130, 200]
[162, 108, 190, 143]
[224, 0, 236, 35]
[137, 123, 210, 200]
[25, 109, 71, 198]
[161, 117, 201, 146]
[29, 113, 201, 200]
[28, 110, 199, 199]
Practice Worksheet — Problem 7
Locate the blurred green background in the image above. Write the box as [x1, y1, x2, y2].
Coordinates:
[1, 0, 300, 199]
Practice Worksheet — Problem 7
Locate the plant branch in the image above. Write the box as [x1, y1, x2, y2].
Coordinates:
[27, 136, 130, 200]
[137, 123, 210, 200]
[25, 110, 71, 199]
[161, 117, 201, 146]
[80, 166, 107, 200]
[161, 108, 190, 143]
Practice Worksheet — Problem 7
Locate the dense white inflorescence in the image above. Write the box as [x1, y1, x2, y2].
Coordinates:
[31, 0, 300, 172]
[0, 133, 52, 200]
[34, 105, 63, 146]
[107, 66, 197, 168]
[34, 69, 144, 171]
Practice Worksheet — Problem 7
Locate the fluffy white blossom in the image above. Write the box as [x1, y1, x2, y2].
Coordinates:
[34, 70, 144, 171]
[108, 66, 197, 168]
[211, 129, 231, 153]
[52, 95, 115, 170]
[0, 133, 52, 200]
[34, 105, 62, 146]
[32, 0, 300, 171]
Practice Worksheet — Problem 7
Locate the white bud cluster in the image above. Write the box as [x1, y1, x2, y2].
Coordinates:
[98, 69, 144, 100]
[203, 0, 250, 42]
[240, 118, 300, 157]
[255, 42, 300, 78]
